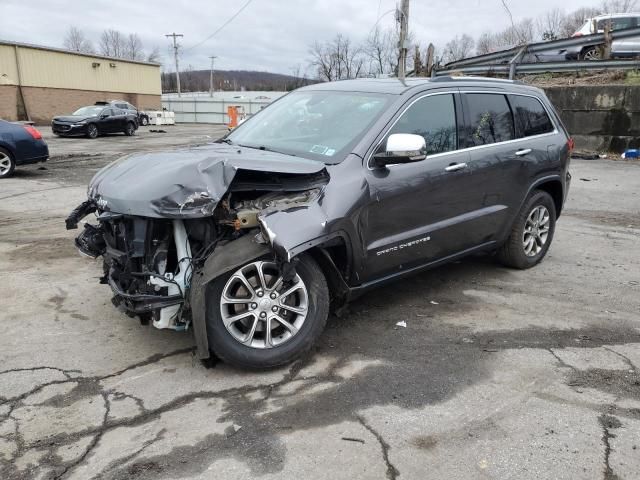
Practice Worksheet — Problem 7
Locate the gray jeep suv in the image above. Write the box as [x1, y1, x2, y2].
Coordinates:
[67, 76, 572, 369]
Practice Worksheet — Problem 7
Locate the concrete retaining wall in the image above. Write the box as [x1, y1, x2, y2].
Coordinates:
[543, 85, 640, 153]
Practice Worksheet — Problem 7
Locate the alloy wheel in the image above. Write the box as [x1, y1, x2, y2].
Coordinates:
[220, 261, 309, 349]
[522, 205, 550, 257]
[583, 48, 601, 60]
[0, 152, 12, 176]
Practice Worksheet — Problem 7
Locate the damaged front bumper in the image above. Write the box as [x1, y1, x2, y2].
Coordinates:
[67, 204, 196, 331]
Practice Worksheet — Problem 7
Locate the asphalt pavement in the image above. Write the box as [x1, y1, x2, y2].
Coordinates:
[1, 126, 639, 479]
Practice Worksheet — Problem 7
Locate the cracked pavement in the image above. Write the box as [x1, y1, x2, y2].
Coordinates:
[1, 128, 640, 479]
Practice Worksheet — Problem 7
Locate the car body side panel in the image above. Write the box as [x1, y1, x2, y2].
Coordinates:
[258, 156, 368, 276]
[0, 120, 48, 165]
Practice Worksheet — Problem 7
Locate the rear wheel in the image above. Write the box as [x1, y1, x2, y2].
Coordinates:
[141, 116, 149, 126]
[0, 148, 16, 178]
[206, 255, 329, 369]
[581, 47, 601, 60]
[497, 190, 556, 269]
[86, 124, 99, 139]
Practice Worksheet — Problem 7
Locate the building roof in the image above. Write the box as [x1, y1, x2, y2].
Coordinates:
[0, 38, 161, 67]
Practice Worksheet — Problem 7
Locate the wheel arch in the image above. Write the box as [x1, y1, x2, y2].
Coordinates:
[0, 142, 17, 159]
[535, 178, 564, 218]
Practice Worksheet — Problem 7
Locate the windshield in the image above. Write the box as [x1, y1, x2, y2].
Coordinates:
[73, 106, 104, 117]
[226, 91, 392, 163]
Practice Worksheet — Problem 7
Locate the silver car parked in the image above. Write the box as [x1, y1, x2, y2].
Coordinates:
[564, 13, 640, 60]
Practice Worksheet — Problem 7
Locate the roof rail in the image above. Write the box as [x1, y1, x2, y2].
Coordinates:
[430, 75, 523, 84]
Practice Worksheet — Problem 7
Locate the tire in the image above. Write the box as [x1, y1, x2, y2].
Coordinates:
[581, 47, 601, 61]
[141, 116, 149, 126]
[124, 122, 136, 136]
[497, 190, 556, 269]
[0, 147, 16, 178]
[86, 124, 99, 139]
[206, 255, 330, 369]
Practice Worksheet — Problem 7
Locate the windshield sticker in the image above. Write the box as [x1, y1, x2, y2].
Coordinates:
[325, 149, 336, 156]
[310, 145, 329, 155]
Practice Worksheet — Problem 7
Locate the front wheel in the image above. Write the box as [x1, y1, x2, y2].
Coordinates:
[86, 124, 99, 139]
[205, 255, 329, 369]
[141, 116, 149, 126]
[497, 190, 556, 269]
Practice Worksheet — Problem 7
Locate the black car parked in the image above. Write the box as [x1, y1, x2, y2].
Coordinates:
[67, 76, 572, 369]
[0, 120, 48, 178]
[52, 106, 138, 139]
[100, 100, 150, 126]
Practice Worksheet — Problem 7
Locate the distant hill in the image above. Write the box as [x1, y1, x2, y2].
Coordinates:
[161, 69, 318, 93]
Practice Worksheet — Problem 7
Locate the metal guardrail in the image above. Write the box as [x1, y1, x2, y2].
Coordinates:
[435, 59, 640, 77]
[445, 26, 640, 68]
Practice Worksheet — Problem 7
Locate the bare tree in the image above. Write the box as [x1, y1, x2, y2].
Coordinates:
[560, 7, 603, 37]
[309, 34, 366, 81]
[124, 33, 144, 61]
[63, 26, 94, 53]
[364, 26, 401, 76]
[536, 8, 566, 40]
[601, 0, 637, 12]
[99, 29, 125, 58]
[443, 34, 475, 63]
[146, 46, 161, 63]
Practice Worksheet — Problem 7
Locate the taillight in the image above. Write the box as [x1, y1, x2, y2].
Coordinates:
[24, 125, 42, 140]
[567, 137, 575, 152]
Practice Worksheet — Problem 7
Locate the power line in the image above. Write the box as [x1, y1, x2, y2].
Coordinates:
[184, 0, 255, 52]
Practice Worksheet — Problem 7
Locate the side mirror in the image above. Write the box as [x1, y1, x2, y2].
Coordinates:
[373, 133, 427, 168]
[100, 113, 109, 119]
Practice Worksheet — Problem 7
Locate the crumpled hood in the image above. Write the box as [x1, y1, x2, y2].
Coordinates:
[88, 143, 327, 218]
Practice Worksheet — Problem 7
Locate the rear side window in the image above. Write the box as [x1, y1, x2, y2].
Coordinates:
[464, 93, 514, 146]
[509, 95, 554, 137]
[387, 94, 458, 155]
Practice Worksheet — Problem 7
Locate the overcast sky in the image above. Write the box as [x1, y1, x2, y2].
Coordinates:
[2, 0, 598, 75]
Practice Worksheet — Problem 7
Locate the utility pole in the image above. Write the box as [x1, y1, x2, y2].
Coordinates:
[165, 33, 183, 96]
[209, 55, 218, 97]
[397, 0, 410, 81]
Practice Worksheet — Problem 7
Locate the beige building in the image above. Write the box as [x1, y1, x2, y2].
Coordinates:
[0, 40, 161, 124]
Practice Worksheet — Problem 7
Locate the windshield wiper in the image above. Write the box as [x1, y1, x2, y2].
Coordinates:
[253, 145, 296, 156]
[220, 138, 234, 145]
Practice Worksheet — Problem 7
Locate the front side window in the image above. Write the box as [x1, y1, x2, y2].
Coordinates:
[510, 95, 554, 137]
[386, 94, 457, 156]
[465, 93, 514, 146]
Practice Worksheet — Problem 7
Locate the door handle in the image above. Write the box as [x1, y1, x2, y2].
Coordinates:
[445, 162, 468, 172]
[515, 148, 532, 156]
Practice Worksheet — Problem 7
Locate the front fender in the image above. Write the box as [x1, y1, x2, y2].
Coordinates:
[190, 233, 271, 359]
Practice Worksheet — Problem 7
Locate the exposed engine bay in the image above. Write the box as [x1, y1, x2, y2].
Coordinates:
[68, 183, 324, 331]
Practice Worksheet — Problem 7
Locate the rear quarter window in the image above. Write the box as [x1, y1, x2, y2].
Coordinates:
[509, 95, 554, 137]
[464, 93, 514, 146]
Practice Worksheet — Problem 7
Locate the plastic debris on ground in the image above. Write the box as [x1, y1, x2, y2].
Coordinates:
[622, 149, 639, 159]
[396, 320, 407, 328]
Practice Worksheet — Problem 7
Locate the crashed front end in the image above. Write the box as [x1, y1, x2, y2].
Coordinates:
[66, 145, 329, 337]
